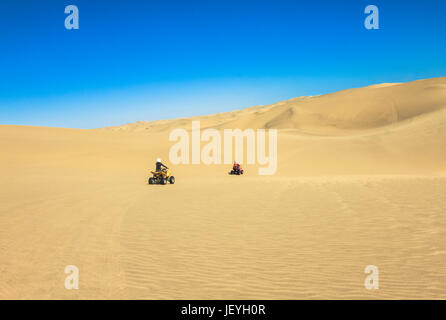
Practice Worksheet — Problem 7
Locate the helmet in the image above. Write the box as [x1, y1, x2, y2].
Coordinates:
[157, 158, 161, 163]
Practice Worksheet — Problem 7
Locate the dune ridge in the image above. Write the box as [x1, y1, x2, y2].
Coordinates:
[103, 77, 446, 136]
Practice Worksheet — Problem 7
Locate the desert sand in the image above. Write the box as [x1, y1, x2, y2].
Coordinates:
[1, 77, 446, 299]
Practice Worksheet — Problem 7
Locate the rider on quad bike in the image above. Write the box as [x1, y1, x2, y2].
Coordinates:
[230, 161, 244, 175]
[148, 158, 175, 185]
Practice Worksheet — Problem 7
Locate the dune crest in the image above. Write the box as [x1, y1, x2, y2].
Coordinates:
[104, 77, 446, 135]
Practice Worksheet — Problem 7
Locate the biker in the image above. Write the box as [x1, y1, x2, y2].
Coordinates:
[156, 158, 168, 172]
[233, 161, 241, 173]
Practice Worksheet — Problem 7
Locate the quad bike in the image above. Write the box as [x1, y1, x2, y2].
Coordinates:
[148, 169, 175, 185]
[229, 167, 244, 175]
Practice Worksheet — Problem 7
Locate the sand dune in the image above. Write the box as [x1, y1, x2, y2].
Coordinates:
[1, 77, 446, 299]
[105, 77, 446, 135]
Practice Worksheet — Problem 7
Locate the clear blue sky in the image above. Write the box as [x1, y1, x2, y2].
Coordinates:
[1, 0, 445, 128]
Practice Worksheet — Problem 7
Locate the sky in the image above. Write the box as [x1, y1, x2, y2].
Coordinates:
[0, 0, 445, 128]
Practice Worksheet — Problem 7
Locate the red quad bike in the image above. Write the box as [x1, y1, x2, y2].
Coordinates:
[229, 164, 244, 175]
